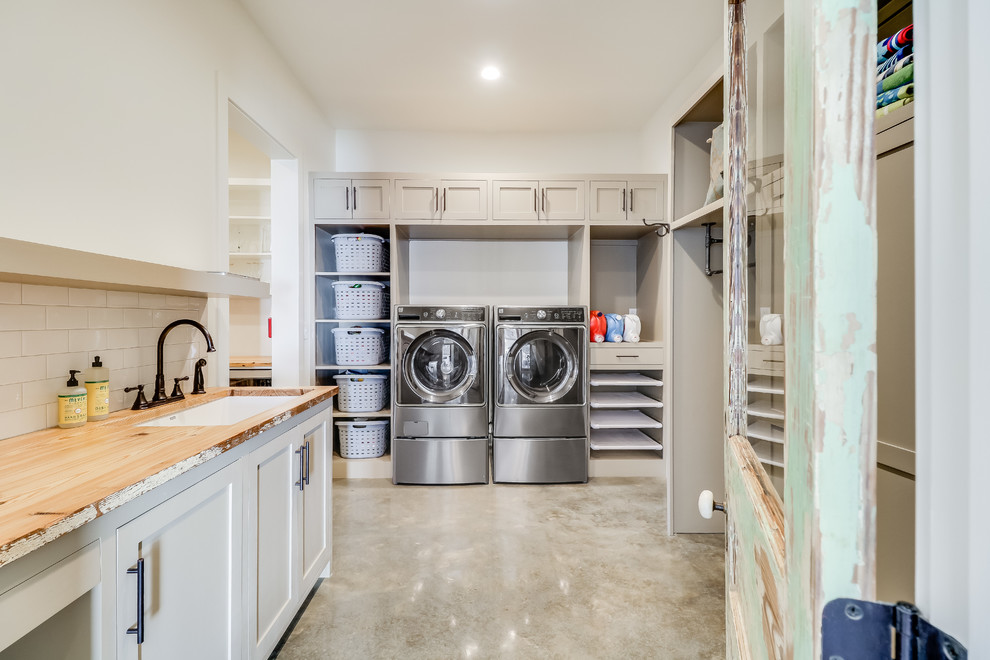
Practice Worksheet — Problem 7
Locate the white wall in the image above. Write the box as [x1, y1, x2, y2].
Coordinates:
[336, 130, 645, 173]
[0, 0, 334, 272]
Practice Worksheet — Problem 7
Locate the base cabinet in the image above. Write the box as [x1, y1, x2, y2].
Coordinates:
[115, 461, 242, 660]
[247, 410, 331, 660]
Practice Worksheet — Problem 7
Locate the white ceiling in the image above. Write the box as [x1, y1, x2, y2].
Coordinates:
[236, 0, 722, 133]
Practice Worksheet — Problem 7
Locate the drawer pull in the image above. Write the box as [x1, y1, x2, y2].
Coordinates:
[764, 359, 784, 363]
[616, 355, 640, 358]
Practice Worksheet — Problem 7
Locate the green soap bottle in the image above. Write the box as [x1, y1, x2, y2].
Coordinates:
[84, 355, 110, 420]
[58, 370, 87, 429]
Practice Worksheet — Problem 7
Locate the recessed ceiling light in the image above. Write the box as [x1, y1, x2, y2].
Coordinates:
[481, 66, 501, 81]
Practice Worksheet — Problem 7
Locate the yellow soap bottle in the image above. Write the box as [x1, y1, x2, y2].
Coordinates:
[84, 355, 110, 420]
[58, 369, 87, 429]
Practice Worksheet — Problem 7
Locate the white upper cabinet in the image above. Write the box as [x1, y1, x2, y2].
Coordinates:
[394, 179, 487, 221]
[492, 180, 585, 221]
[590, 180, 665, 222]
[314, 178, 389, 220]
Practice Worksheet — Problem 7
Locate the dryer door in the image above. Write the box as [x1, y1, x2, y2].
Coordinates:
[499, 327, 586, 405]
[399, 327, 483, 405]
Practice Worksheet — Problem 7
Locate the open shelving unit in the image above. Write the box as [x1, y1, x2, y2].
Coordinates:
[228, 178, 272, 283]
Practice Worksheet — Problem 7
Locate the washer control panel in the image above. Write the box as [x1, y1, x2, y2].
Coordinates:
[497, 307, 586, 323]
[396, 305, 486, 322]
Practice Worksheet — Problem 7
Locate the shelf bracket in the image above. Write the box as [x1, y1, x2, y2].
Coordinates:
[702, 222, 723, 277]
[641, 219, 670, 237]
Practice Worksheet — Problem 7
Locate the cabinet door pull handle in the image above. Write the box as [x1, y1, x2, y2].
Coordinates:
[617, 354, 640, 358]
[126, 558, 145, 644]
[622, 189, 627, 212]
[352, 186, 357, 211]
[442, 188, 446, 213]
[304, 440, 311, 486]
[629, 189, 634, 213]
[541, 188, 546, 213]
[435, 188, 439, 213]
[534, 188, 538, 213]
[295, 446, 305, 491]
[345, 186, 349, 211]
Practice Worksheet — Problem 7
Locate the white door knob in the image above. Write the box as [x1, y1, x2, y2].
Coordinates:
[698, 490, 726, 519]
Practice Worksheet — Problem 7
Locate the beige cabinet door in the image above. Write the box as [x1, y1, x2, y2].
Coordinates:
[441, 180, 488, 221]
[299, 414, 331, 587]
[589, 180, 627, 222]
[492, 180, 539, 220]
[393, 179, 440, 220]
[116, 462, 241, 660]
[313, 178, 352, 220]
[627, 180, 664, 221]
[352, 179, 390, 220]
[247, 432, 298, 660]
[540, 180, 585, 220]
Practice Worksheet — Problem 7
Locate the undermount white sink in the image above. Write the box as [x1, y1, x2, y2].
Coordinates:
[137, 396, 298, 427]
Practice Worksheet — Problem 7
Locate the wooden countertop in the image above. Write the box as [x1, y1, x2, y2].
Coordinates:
[0, 386, 337, 568]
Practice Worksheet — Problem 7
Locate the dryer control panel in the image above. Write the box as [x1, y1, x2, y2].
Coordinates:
[396, 306, 487, 322]
[497, 306, 586, 323]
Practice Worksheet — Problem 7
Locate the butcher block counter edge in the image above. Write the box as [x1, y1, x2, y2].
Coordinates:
[0, 386, 337, 569]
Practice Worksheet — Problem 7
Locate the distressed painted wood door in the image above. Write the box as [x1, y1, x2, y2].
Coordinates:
[720, 1, 878, 658]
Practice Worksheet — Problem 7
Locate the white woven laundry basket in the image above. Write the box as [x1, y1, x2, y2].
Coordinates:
[333, 373, 388, 413]
[336, 420, 389, 458]
[332, 281, 386, 319]
[330, 233, 385, 272]
[330, 327, 385, 365]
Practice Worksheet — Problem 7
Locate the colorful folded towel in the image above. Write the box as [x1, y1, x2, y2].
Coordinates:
[876, 97, 914, 118]
[877, 44, 913, 82]
[877, 63, 914, 94]
[877, 24, 913, 64]
[877, 83, 913, 108]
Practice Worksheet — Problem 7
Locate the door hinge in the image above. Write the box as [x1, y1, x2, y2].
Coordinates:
[822, 598, 967, 660]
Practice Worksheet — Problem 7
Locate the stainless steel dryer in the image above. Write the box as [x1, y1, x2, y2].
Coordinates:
[392, 305, 489, 485]
[493, 306, 588, 484]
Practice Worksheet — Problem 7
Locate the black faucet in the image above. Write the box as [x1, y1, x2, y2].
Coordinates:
[150, 319, 216, 406]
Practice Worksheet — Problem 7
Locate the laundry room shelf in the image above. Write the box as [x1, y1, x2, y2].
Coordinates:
[316, 363, 392, 371]
[316, 272, 390, 277]
[589, 391, 663, 409]
[748, 401, 784, 421]
[333, 407, 391, 418]
[751, 440, 785, 468]
[315, 318, 390, 323]
[590, 410, 663, 429]
[229, 215, 270, 223]
[747, 376, 785, 395]
[747, 420, 785, 444]
[590, 428, 663, 451]
[589, 372, 663, 387]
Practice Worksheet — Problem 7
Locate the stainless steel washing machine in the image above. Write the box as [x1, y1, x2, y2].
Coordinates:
[493, 306, 588, 484]
[392, 305, 489, 485]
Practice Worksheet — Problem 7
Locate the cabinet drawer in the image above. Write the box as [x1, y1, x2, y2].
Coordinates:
[748, 346, 785, 375]
[590, 345, 663, 367]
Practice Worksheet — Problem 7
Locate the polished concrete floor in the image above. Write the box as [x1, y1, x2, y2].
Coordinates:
[276, 477, 725, 659]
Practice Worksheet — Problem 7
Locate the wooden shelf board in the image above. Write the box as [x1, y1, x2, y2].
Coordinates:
[748, 401, 785, 421]
[316, 363, 392, 371]
[751, 440, 785, 468]
[747, 420, 785, 445]
[229, 177, 271, 187]
[590, 409, 663, 429]
[589, 372, 663, 387]
[590, 428, 662, 451]
[0, 237, 270, 298]
[747, 376, 785, 395]
[590, 391, 663, 409]
[671, 198, 724, 230]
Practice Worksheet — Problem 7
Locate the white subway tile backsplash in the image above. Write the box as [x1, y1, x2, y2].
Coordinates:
[0, 405, 48, 441]
[46, 306, 89, 330]
[122, 308, 153, 328]
[88, 307, 124, 329]
[0, 356, 46, 386]
[109, 388, 126, 412]
[108, 328, 141, 349]
[0, 384, 23, 412]
[165, 296, 188, 310]
[47, 352, 92, 379]
[22, 377, 64, 408]
[139, 293, 167, 309]
[113, 367, 141, 390]
[138, 328, 159, 346]
[22, 284, 68, 306]
[0, 306, 46, 331]
[0, 331, 21, 358]
[68, 329, 107, 352]
[22, 330, 69, 356]
[138, 346, 156, 367]
[106, 291, 140, 308]
[68, 288, 107, 307]
[0, 283, 21, 304]
[187, 297, 207, 312]
[164, 342, 196, 363]
[104, 349, 132, 370]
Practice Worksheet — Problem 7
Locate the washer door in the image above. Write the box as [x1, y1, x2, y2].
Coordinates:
[504, 329, 580, 404]
[402, 329, 478, 403]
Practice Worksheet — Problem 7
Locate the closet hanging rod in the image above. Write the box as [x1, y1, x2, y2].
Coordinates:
[642, 219, 670, 237]
[702, 221, 756, 277]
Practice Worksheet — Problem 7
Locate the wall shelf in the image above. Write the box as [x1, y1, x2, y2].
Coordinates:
[590, 429, 663, 451]
[0, 237, 270, 298]
[316, 363, 391, 371]
[590, 391, 663, 408]
[316, 272, 390, 277]
[747, 420, 785, 445]
[747, 376, 785, 395]
[332, 408, 391, 418]
[590, 410, 663, 429]
[229, 177, 271, 187]
[315, 319, 390, 324]
[589, 372, 663, 387]
[671, 198, 724, 231]
[748, 400, 785, 421]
